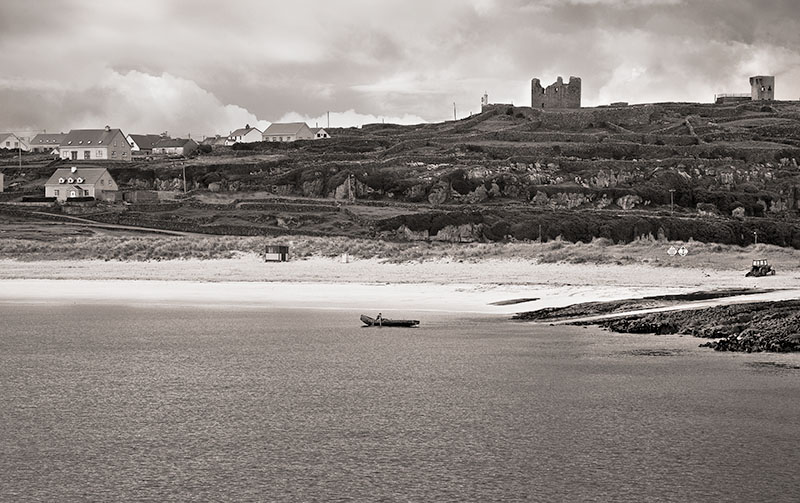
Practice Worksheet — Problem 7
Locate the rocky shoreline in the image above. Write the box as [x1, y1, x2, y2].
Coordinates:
[514, 290, 800, 353]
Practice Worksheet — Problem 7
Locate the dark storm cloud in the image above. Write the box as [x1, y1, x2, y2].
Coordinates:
[0, 0, 797, 133]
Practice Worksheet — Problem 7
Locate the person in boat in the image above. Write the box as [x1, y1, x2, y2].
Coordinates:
[376, 313, 383, 327]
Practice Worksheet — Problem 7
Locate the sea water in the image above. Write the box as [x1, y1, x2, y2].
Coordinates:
[1, 304, 798, 502]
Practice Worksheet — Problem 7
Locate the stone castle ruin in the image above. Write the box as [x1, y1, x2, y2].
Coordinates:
[531, 76, 581, 109]
[716, 75, 775, 104]
[750, 75, 775, 101]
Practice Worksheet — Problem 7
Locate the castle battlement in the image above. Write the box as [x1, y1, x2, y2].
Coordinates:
[531, 76, 581, 109]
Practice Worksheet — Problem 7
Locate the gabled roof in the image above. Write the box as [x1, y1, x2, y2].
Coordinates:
[0, 132, 20, 143]
[230, 127, 261, 137]
[30, 133, 67, 145]
[310, 127, 328, 134]
[61, 128, 127, 148]
[264, 122, 310, 135]
[45, 167, 113, 186]
[201, 135, 227, 145]
[128, 134, 163, 150]
[154, 138, 197, 148]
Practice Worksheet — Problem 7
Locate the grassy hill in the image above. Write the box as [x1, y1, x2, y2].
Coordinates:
[3, 100, 800, 247]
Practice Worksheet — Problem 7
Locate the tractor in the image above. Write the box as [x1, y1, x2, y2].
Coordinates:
[745, 259, 776, 277]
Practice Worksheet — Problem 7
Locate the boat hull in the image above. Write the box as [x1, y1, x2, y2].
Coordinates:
[360, 314, 419, 327]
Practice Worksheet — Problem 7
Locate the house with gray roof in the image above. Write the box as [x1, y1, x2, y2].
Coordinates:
[127, 134, 164, 154]
[310, 127, 330, 139]
[201, 135, 228, 147]
[0, 133, 30, 151]
[29, 133, 67, 154]
[262, 122, 315, 142]
[152, 138, 198, 157]
[226, 125, 262, 145]
[59, 126, 131, 162]
[45, 166, 118, 202]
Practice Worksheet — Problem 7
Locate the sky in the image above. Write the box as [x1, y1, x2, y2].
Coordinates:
[1, 0, 798, 138]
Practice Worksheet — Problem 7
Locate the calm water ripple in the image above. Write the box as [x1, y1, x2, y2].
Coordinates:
[1, 304, 798, 502]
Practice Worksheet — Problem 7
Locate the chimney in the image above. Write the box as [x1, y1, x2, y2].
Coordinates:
[71, 166, 77, 173]
[104, 125, 111, 132]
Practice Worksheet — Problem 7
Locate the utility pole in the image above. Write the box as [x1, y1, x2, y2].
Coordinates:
[669, 189, 675, 215]
[182, 164, 187, 194]
[453, 102, 457, 121]
[753, 230, 758, 245]
[327, 111, 330, 129]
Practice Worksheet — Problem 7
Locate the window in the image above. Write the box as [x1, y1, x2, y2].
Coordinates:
[84, 190, 90, 196]
[112, 151, 116, 157]
[84, 150, 90, 160]
[54, 189, 59, 196]
[4, 141, 8, 147]
[100, 179, 105, 185]
[97, 150, 103, 156]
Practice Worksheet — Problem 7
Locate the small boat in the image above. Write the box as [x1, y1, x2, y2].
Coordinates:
[360, 314, 419, 328]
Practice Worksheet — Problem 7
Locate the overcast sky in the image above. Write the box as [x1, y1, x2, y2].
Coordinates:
[1, 0, 798, 137]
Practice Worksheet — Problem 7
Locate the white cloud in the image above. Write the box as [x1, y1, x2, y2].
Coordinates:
[97, 71, 263, 137]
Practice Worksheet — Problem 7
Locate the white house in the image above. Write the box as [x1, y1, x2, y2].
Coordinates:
[262, 122, 316, 142]
[45, 166, 119, 202]
[310, 127, 330, 139]
[226, 125, 262, 145]
[29, 133, 66, 154]
[0, 133, 30, 151]
[127, 134, 164, 154]
[59, 126, 132, 162]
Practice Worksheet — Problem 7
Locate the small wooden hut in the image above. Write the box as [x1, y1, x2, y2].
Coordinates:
[265, 245, 289, 262]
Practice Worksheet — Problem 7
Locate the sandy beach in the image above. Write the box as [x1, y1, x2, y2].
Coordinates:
[2, 255, 799, 314]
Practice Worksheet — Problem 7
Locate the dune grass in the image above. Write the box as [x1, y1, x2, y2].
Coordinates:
[1, 232, 798, 271]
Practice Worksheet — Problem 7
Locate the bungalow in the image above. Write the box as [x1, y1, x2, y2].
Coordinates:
[127, 134, 164, 154]
[262, 122, 314, 142]
[29, 133, 67, 154]
[59, 126, 131, 162]
[45, 166, 119, 202]
[310, 127, 330, 139]
[0, 133, 30, 151]
[152, 138, 198, 157]
[226, 125, 262, 145]
[201, 135, 228, 148]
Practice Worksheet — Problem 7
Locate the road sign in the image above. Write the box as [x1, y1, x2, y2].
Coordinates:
[678, 246, 688, 257]
[667, 246, 677, 256]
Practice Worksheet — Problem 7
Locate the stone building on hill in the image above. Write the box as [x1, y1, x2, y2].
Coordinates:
[531, 76, 581, 109]
[750, 76, 775, 101]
